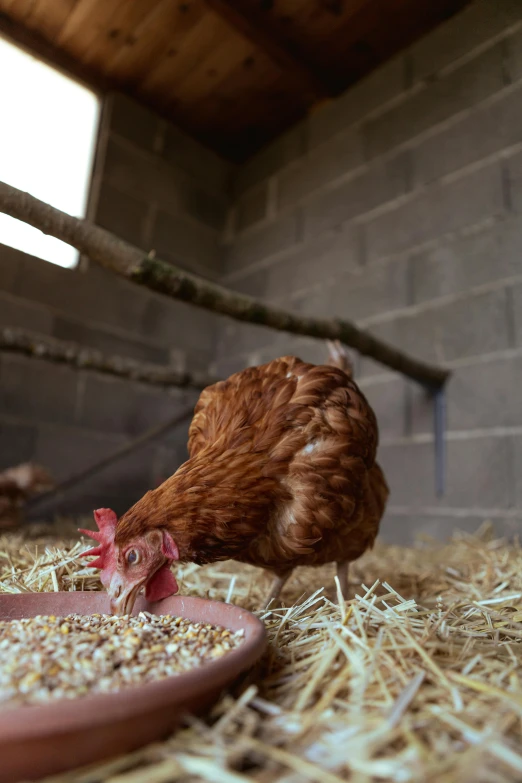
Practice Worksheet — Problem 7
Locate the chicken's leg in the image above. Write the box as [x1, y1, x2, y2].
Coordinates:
[264, 569, 292, 608]
[336, 561, 350, 599]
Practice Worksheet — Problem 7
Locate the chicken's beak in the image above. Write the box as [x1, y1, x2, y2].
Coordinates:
[107, 575, 142, 616]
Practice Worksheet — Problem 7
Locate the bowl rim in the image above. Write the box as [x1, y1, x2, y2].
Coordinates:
[0, 592, 266, 742]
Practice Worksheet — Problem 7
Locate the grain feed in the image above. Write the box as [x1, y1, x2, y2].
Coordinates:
[0, 612, 244, 708]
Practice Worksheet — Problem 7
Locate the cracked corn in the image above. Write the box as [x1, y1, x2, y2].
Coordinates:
[0, 612, 244, 709]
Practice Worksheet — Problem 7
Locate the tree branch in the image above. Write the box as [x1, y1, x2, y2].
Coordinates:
[0, 181, 450, 388]
[0, 327, 218, 391]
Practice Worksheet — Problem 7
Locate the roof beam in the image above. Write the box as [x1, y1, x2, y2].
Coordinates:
[202, 0, 337, 100]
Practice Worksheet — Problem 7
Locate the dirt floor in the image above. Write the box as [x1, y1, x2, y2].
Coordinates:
[1, 521, 522, 783]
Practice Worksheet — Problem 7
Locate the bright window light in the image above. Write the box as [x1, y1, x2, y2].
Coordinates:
[0, 37, 100, 268]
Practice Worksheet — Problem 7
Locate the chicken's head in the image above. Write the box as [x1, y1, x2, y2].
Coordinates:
[79, 508, 179, 615]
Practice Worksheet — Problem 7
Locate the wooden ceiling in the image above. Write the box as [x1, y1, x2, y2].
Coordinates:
[0, 0, 471, 161]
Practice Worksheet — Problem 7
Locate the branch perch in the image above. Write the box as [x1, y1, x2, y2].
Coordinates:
[0, 327, 218, 390]
[0, 181, 450, 388]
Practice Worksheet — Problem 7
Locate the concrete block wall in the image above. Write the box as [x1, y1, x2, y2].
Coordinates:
[0, 93, 233, 516]
[216, 0, 522, 543]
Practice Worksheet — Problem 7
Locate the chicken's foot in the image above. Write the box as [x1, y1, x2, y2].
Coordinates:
[336, 561, 350, 599]
[264, 569, 293, 609]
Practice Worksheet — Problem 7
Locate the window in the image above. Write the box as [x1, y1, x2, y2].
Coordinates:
[0, 37, 100, 268]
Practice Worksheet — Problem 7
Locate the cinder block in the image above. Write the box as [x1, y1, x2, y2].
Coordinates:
[303, 152, 409, 238]
[236, 183, 268, 232]
[95, 180, 148, 248]
[15, 255, 151, 338]
[148, 445, 178, 487]
[378, 442, 435, 505]
[0, 293, 54, 334]
[392, 289, 510, 365]
[92, 441, 160, 499]
[365, 163, 504, 262]
[290, 284, 338, 320]
[359, 320, 406, 379]
[103, 136, 179, 208]
[328, 258, 410, 322]
[216, 319, 279, 360]
[514, 436, 522, 507]
[506, 27, 522, 82]
[163, 124, 233, 195]
[410, 0, 522, 83]
[365, 45, 504, 159]
[413, 82, 522, 185]
[225, 212, 300, 275]
[15, 254, 78, 313]
[507, 149, 522, 212]
[159, 390, 197, 451]
[104, 129, 228, 232]
[211, 353, 250, 380]
[378, 513, 518, 546]
[46, 491, 135, 520]
[363, 377, 407, 439]
[511, 282, 522, 346]
[178, 184, 228, 231]
[433, 289, 511, 362]
[410, 356, 522, 434]
[405, 382, 433, 438]
[0, 419, 37, 470]
[390, 312, 442, 366]
[83, 266, 157, 336]
[79, 375, 182, 436]
[411, 217, 522, 304]
[361, 288, 510, 376]
[233, 222, 361, 301]
[109, 93, 160, 152]
[308, 55, 407, 149]
[104, 134, 224, 225]
[278, 127, 364, 210]
[35, 424, 166, 515]
[151, 209, 221, 275]
[446, 436, 513, 508]
[0, 355, 78, 426]
[33, 425, 124, 483]
[183, 345, 217, 375]
[0, 244, 23, 293]
[255, 336, 332, 368]
[234, 123, 306, 196]
[230, 266, 269, 299]
[52, 317, 170, 366]
[378, 435, 513, 509]
[141, 294, 220, 355]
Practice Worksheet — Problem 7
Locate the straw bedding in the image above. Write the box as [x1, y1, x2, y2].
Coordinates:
[1, 520, 522, 783]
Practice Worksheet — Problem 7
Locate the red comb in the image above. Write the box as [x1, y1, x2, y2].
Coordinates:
[79, 508, 118, 570]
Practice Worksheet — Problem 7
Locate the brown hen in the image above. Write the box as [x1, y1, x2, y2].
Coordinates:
[80, 342, 389, 613]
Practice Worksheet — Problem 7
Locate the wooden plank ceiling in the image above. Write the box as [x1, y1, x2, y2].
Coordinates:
[0, 0, 471, 161]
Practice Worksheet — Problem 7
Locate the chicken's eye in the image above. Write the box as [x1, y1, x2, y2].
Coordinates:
[126, 549, 140, 565]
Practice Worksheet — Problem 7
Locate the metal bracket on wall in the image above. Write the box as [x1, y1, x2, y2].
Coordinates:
[433, 387, 446, 498]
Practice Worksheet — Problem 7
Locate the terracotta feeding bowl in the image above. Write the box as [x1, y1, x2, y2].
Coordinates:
[0, 591, 266, 783]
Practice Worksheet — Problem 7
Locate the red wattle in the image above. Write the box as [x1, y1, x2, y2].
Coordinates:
[145, 564, 179, 602]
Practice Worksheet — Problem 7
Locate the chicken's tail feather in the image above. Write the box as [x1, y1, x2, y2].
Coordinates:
[326, 340, 354, 378]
